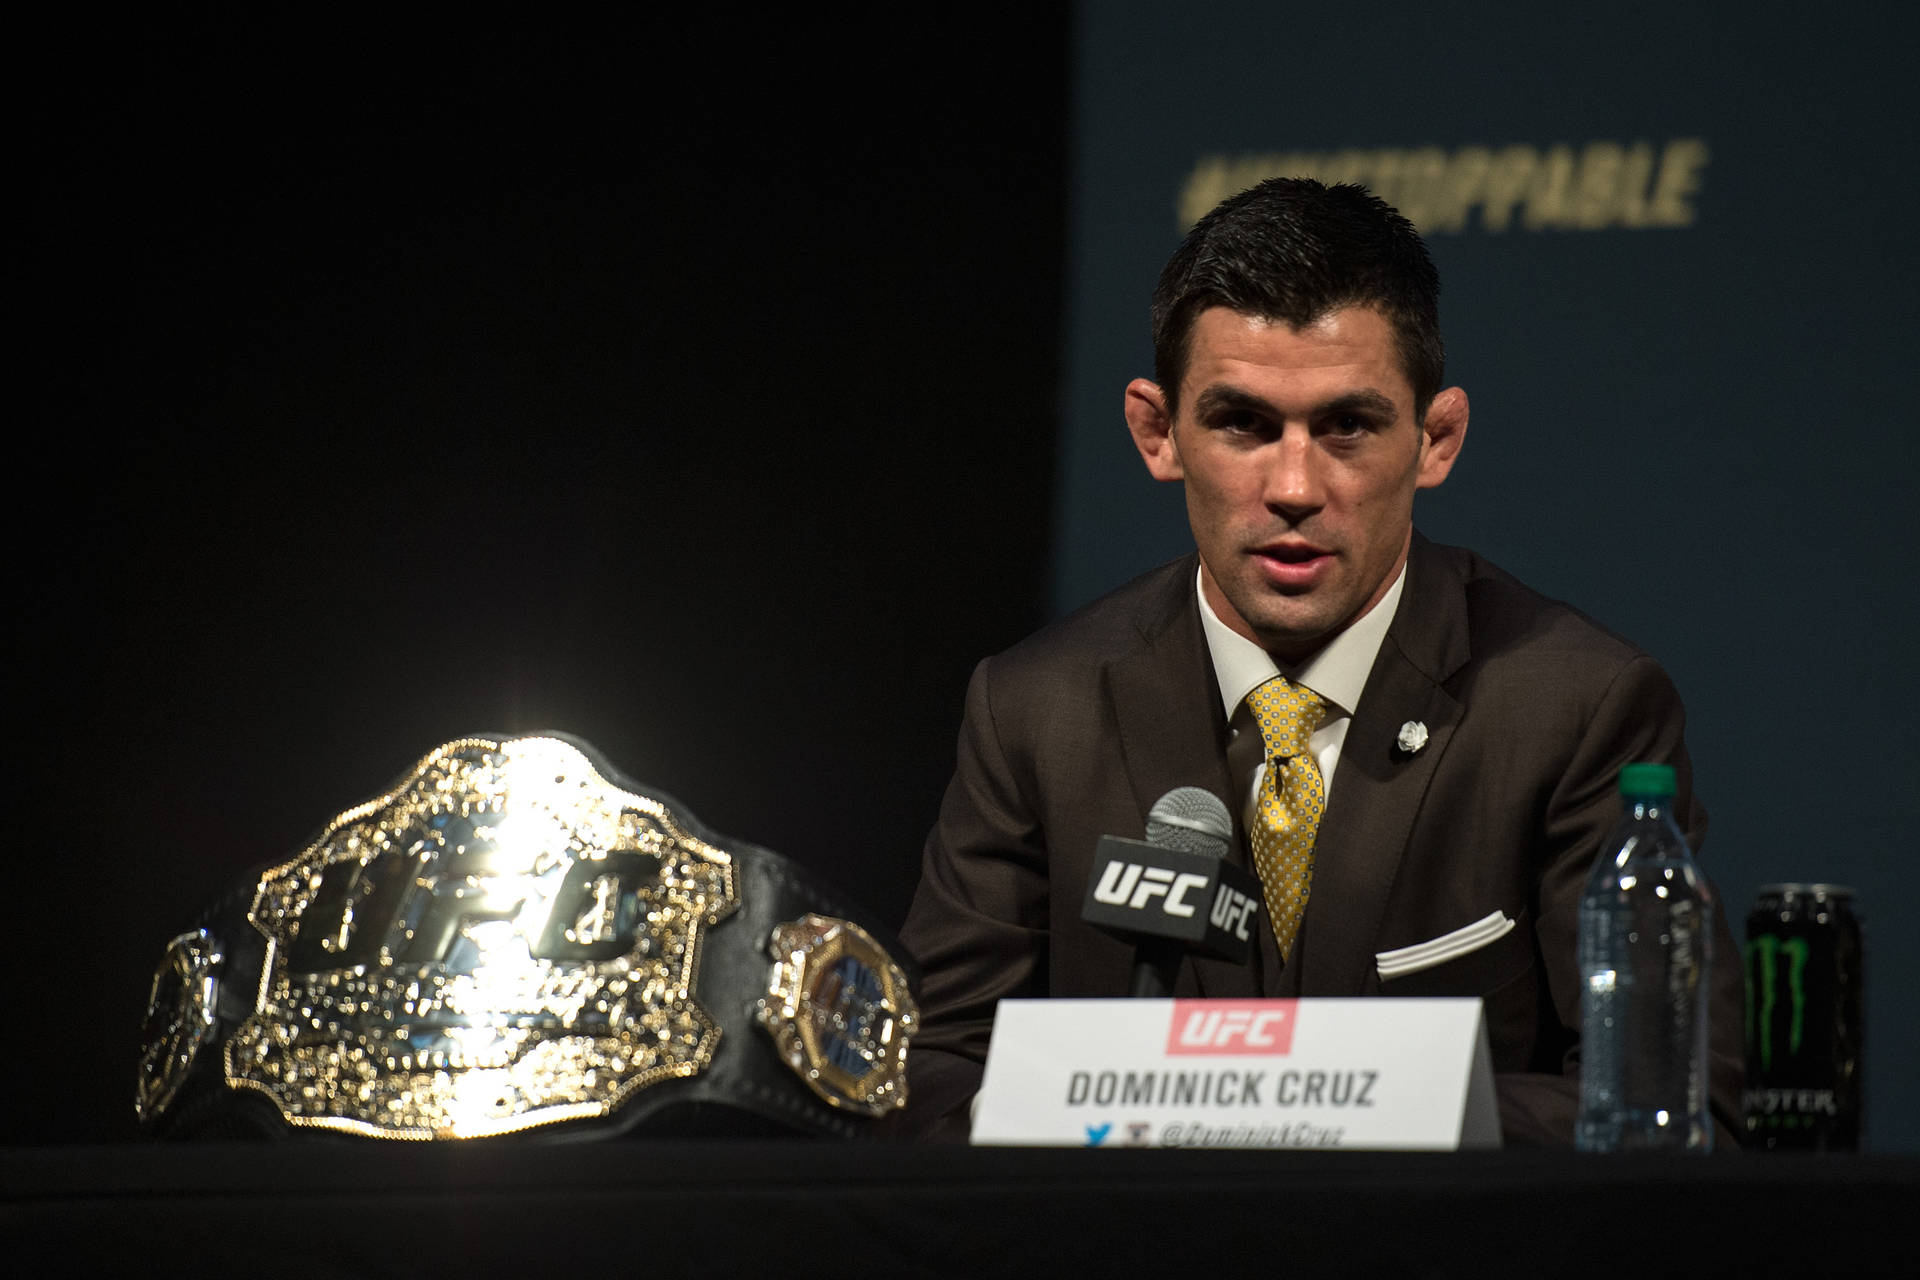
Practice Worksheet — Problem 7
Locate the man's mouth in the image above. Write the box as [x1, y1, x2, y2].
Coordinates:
[1260, 542, 1330, 564]
[1252, 542, 1334, 587]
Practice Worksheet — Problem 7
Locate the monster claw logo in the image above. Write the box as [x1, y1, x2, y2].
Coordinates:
[1741, 890, 1862, 1150]
[1745, 934, 1810, 1071]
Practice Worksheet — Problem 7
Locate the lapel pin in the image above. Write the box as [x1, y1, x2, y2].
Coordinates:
[1396, 721, 1429, 755]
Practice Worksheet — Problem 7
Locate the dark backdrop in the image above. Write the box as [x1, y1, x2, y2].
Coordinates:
[18, 11, 1069, 1142]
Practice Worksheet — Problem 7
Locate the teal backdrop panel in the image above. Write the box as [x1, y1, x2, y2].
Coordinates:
[1057, 3, 1918, 1149]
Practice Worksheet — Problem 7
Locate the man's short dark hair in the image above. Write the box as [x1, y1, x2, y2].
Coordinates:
[1151, 178, 1445, 418]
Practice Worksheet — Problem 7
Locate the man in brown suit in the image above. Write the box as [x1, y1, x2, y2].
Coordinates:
[898, 178, 1744, 1144]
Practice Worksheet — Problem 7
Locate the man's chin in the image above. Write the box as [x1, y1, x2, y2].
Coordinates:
[1244, 610, 1342, 662]
[1207, 566, 1349, 657]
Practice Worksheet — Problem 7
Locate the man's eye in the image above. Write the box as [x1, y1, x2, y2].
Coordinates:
[1327, 413, 1372, 436]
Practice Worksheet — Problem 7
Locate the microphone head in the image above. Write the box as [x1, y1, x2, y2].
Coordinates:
[1145, 787, 1231, 859]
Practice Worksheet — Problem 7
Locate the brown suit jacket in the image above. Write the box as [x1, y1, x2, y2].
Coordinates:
[899, 535, 1745, 1144]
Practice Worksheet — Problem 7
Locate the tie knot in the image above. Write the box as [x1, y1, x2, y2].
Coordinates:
[1245, 675, 1326, 760]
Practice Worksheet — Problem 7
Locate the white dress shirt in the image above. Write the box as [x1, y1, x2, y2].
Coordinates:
[1196, 561, 1406, 832]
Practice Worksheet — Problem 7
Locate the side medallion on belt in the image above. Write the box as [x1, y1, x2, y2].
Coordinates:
[757, 914, 918, 1116]
[136, 929, 225, 1123]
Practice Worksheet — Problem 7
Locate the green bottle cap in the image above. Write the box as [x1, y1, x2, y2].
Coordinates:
[1618, 762, 1677, 798]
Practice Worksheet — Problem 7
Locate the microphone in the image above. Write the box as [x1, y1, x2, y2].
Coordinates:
[1079, 787, 1264, 998]
[1145, 786, 1233, 858]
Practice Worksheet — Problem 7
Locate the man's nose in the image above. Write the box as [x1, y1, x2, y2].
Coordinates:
[1263, 430, 1325, 517]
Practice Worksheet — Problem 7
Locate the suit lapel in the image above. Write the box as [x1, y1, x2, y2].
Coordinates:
[1105, 558, 1238, 838]
[1292, 535, 1471, 996]
[1102, 557, 1254, 996]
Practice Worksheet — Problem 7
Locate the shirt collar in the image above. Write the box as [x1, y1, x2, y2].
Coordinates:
[1197, 558, 1407, 720]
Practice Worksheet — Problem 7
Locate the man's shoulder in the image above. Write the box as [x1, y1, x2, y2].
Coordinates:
[986, 554, 1197, 681]
[1413, 538, 1665, 690]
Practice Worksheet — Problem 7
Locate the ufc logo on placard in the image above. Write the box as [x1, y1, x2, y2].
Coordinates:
[1166, 1000, 1298, 1055]
[1092, 862, 1210, 917]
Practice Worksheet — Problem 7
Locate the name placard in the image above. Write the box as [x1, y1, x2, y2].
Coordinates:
[970, 998, 1500, 1149]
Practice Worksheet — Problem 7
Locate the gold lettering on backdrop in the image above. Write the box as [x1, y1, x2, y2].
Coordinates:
[1426, 147, 1491, 234]
[1570, 141, 1625, 229]
[1522, 145, 1576, 230]
[1480, 145, 1538, 233]
[1614, 142, 1657, 227]
[1180, 153, 1323, 228]
[1178, 138, 1709, 233]
[1323, 149, 1378, 191]
[1390, 148, 1451, 229]
[1648, 138, 1709, 226]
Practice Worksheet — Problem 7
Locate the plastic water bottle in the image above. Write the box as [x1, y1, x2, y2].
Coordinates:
[1575, 762, 1714, 1152]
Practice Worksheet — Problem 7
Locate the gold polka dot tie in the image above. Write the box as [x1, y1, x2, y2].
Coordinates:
[1245, 674, 1328, 962]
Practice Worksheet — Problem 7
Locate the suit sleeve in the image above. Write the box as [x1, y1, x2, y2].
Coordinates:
[895, 656, 1051, 1138]
[1503, 652, 1745, 1147]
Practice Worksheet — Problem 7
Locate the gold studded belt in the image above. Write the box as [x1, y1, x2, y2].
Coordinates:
[137, 734, 918, 1141]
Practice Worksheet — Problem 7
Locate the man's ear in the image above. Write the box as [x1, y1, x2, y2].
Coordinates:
[1415, 386, 1469, 490]
[1124, 378, 1183, 482]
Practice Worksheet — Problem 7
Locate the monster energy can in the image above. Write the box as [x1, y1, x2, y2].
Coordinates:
[1743, 884, 1864, 1150]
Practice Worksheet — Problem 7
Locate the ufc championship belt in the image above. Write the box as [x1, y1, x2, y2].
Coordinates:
[136, 734, 918, 1140]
